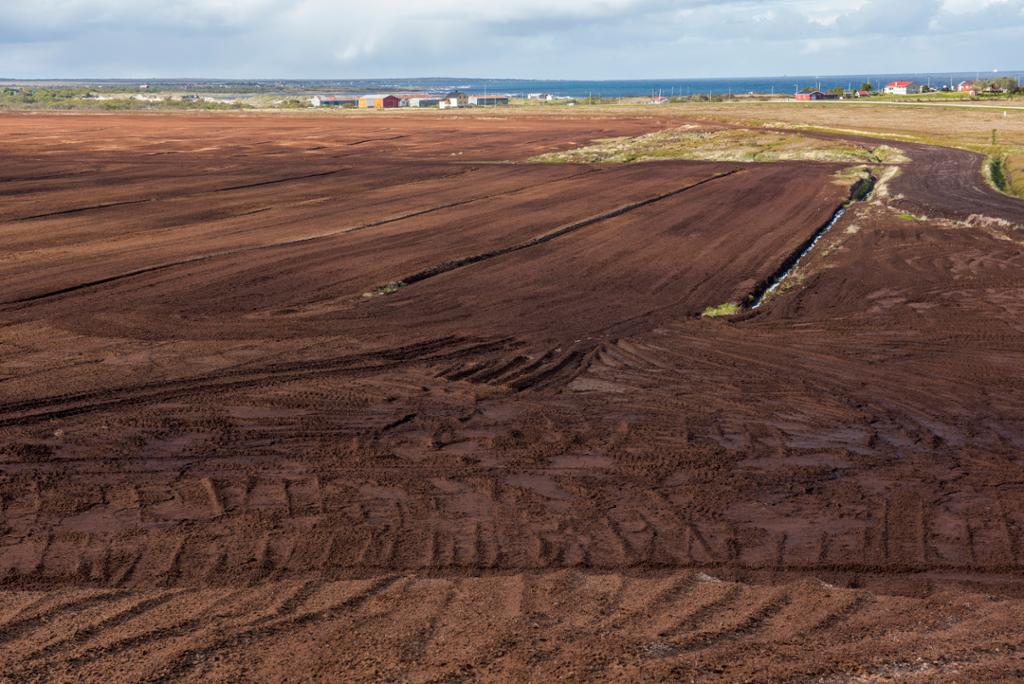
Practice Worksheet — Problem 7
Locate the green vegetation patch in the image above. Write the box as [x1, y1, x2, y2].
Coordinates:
[362, 281, 405, 298]
[0, 87, 252, 111]
[989, 154, 1009, 193]
[532, 127, 899, 165]
[870, 145, 910, 164]
[833, 165, 871, 184]
[701, 302, 742, 318]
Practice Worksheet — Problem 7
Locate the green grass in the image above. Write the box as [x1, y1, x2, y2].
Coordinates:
[531, 127, 896, 165]
[1008, 153, 1024, 198]
[701, 302, 742, 318]
[362, 281, 405, 298]
[989, 155, 1009, 192]
[0, 90, 252, 111]
[896, 212, 923, 221]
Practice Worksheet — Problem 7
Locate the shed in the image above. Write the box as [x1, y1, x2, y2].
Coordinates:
[468, 95, 509, 106]
[407, 98, 441, 108]
[359, 94, 401, 109]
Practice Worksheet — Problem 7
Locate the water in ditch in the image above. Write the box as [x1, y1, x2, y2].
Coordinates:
[750, 206, 848, 309]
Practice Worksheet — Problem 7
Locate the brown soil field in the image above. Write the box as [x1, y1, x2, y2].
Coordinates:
[2, 111, 1024, 681]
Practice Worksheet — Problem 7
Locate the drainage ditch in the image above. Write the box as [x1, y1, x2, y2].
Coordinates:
[746, 174, 875, 310]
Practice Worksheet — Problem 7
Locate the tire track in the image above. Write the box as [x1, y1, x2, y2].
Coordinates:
[0, 590, 128, 646]
[400, 579, 460, 664]
[0, 336, 516, 427]
[658, 582, 743, 639]
[155, 575, 401, 682]
[7, 587, 256, 680]
[674, 590, 793, 652]
[799, 593, 875, 638]
[20, 590, 186, 664]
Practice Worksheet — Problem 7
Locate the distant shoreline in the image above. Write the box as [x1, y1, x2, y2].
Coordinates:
[2, 72, 1022, 99]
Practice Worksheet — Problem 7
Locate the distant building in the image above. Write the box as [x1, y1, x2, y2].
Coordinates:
[359, 94, 401, 109]
[468, 95, 509, 106]
[439, 98, 461, 110]
[407, 97, 441, 108]
[883, 81, 921, 95]
[527, 93, 554, 101]
[311, 96, 358, 107]
[795, 90, 828, 101]
[649, 96, 669, 105]
[444, 91, 469, 106]
[393, 94, 427, 106]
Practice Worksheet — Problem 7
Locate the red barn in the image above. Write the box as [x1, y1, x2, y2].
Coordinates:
[795, 91, 826, 101]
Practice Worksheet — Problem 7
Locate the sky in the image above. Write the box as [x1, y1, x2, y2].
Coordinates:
[1, 0, 1023, 79]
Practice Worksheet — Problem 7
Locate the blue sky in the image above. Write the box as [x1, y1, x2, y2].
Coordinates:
[1, 0, 1022, 79]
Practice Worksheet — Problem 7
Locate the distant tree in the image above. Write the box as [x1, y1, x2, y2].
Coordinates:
[971, 77, 1016, 94]
[860, 82, 873, 92]
[801, 86, 816, 93]
[829, 86, 845, 96]
[988, 77, 1020, 93]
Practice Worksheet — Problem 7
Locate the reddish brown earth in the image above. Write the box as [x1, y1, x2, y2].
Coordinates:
[2, 112, 1024, 682]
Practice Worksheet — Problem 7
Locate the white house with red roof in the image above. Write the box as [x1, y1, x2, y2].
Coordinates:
[883, 80, 921, 95]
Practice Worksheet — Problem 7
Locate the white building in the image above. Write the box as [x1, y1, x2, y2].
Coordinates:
[883, 80, 921, 95]
[407, 98, 441, 108]
[468, 95, 510, 106]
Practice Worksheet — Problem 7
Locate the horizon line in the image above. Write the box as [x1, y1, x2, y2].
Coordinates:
[3, 69, 1023, 83]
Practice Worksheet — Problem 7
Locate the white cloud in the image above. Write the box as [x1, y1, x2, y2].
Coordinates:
[0, 0, 1021, 78]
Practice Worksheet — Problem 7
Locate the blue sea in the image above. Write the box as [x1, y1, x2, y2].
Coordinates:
[20, 73, 1021, 97]
[283, 73, 1021, 97]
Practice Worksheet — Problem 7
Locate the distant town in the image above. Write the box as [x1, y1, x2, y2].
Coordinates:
[0, 75, 1021, 111]
[793, 77, 1021, 101]
[311, 91, 559, 109]
[311, 78, 1024, 109]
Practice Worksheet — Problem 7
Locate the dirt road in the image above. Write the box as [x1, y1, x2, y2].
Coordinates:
[1, 112, 1024, 681]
